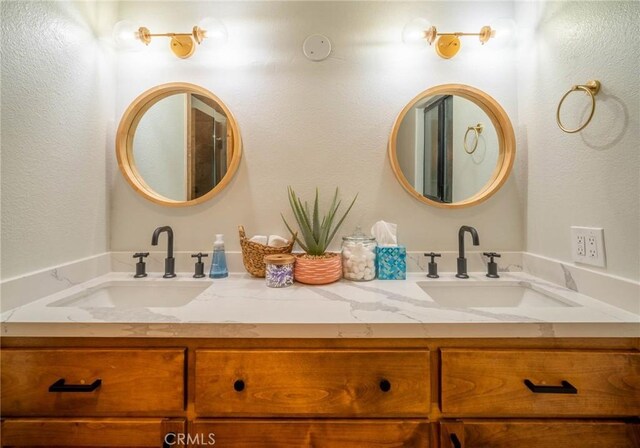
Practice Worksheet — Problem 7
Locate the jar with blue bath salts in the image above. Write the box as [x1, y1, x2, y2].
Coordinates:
[264, 254, 296, 288]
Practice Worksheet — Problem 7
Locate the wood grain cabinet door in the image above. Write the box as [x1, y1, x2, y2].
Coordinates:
[1, 349, 186, 416]
[195, 349, 430, 417]
[441, 349, 640, 417]
[0, 418, 185, 447]
[440, 420, 640, 448]
[192, 419, 431, 448]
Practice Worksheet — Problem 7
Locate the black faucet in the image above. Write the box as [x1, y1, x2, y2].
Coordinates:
[152, 226, 176, 278]
[456, 225, 480, 279]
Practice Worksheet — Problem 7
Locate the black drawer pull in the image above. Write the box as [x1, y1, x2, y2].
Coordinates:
[234, 379, 245, 392]
[524, 379, 577, 394]
[379, 379, 391, 392]
[450, 433, 462, 448]
[48, 378, 102, 392]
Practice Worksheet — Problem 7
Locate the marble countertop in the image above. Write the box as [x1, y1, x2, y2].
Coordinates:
[2, 272, 638, 338]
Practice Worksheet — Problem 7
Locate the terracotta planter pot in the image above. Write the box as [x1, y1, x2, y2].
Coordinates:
[294, 253, 342, 285]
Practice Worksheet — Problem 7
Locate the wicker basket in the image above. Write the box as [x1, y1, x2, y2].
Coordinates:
[239, 226, 296, 277]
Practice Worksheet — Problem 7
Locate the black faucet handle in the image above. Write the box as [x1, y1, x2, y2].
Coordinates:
[483, 252, 501, 261]
[192, 252, 208, 278]
[191, 252, 208, 262]
[424, 252, 441, 279]
[133, 252, 149, 278]
[133, 252, 149, 262]
[483, 252, 501, 278]
[424, 252, 442, 263]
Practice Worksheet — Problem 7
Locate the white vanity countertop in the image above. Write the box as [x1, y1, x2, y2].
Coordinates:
[1, 272, 638, 338]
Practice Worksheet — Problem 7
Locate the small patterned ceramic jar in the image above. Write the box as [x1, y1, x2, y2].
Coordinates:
[264, 254, 296, 288]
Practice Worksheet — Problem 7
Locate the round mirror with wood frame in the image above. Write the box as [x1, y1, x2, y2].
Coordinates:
[116, 82, 242, 207]
[389, 84, 515, 209]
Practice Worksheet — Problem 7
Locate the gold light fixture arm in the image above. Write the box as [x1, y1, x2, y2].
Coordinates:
[425, 26, 494, 46]
[136, 26, 207, 58]
[556, 80, 601, 133]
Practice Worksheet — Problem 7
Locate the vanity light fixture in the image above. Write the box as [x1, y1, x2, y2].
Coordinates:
[113, 18, 227, 59]
[402, 17, 514, 59]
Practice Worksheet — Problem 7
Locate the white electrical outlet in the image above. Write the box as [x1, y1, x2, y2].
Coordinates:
[571, 227, 606, 267]
[576, 235, 586, 256]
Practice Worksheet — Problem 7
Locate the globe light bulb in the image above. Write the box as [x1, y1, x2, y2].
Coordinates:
[489, 18, 517, 48]
[198, 17, 228, 45]
[112, 20, 140, 50]
[402, 18, 432, 46]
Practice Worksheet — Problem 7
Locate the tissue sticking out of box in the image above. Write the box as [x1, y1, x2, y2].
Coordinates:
[371, 220, 398, 247]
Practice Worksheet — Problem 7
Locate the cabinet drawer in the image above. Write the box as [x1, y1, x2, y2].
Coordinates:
[1, 349, 185, 416]
[0, 418, 185, 447]
[441, 349, 640, 417]
[440, 420, 640, 448]
[195, 349, 430, 417]
[192, 419, 431, 447]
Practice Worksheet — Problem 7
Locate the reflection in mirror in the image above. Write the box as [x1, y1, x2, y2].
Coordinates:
[390, 85, 514, 209]
[395, 94, 498, 204]
[116, 82, 241, 207]
[133, 93, 230, 202]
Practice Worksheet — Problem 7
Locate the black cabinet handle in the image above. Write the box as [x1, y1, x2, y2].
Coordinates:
[234, 379, 245, 392]
[524, 379, 577, 394]
[48, 378, 102, 392]
[379, 379, 391, 392]
[450, 433, 462, 448]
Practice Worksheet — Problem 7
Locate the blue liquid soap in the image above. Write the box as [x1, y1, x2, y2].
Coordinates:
[209, 234, 229, 278]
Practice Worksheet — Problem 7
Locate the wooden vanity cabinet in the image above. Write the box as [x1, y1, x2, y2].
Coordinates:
[0, 418, 186, 447]
[1, 349, 185, 416]
[192, 419, 431, 447]
[1, 338, 638, 448]
[439, 347, 640, 448]
[195, 349, 430, 417]
[441, 348, 640, 417]
[439, 420, 640, 448]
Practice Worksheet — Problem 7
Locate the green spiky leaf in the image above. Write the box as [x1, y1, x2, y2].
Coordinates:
[282, 187, 358, 255]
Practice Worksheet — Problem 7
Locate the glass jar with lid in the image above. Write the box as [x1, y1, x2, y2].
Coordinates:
[264, 254, 295, 288]
[342, 227, 377, 281]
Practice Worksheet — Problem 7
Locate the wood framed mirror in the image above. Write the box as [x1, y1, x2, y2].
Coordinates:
[116, 82, 242, 207]
[389, 84, 515, 209]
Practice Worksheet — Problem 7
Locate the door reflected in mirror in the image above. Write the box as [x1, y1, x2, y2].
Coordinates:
[396, 95, 498, 204]
[134, 93, 231, 202]
[389, 84, 515, 209]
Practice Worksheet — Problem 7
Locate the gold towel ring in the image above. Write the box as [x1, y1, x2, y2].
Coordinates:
[556, 80, 601, 133]
[464, 123, 483, 154]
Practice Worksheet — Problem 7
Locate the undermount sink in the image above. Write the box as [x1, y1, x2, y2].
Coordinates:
[418, 281, 578, 308]
[48, 281, 210, 309]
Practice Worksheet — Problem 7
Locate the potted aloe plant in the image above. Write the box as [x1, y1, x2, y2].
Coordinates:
[282, 187, 357, 285]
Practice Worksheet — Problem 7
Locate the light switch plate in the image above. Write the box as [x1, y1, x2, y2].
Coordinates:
[571, 226, 606, 267]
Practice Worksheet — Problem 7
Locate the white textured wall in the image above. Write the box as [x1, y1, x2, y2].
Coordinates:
[1, 1, 115, 280]
[111, 1, 524, 256]
[516, 1, 640, 280]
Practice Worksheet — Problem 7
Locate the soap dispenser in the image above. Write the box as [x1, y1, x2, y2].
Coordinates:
[209, 234, 229, 279]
